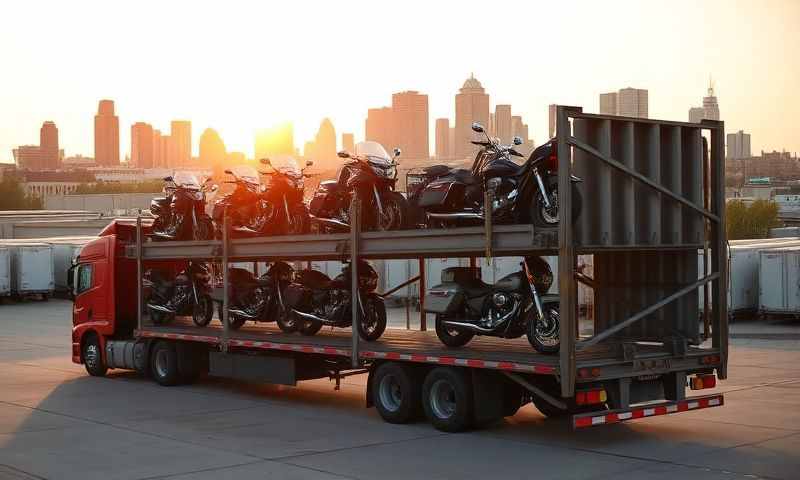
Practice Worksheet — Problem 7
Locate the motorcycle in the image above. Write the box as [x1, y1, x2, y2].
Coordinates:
[308, 141, 408, 232]
[144, 261, 214, 327]
[211, 164, 268, 239]
[223, 261, 296, 331]
[407, 123, 582, 228]
[258, 157, 313, 235]
[424, 256, 560, 353]
[284, 260, 387, 341]
[150, 172, 215, 241]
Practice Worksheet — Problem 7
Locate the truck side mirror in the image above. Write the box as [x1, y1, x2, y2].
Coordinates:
[68, 264, 77, 300]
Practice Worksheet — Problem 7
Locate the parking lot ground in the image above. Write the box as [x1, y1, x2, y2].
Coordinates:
[1, 299, 799, 480]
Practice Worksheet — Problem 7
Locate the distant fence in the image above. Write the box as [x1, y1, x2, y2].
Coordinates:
[45, 193, 156, 215]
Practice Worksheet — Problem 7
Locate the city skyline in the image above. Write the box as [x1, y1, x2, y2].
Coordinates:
[1, 0, 798, 161]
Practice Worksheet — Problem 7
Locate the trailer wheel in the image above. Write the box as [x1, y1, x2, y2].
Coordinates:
[372, 363, 422, 424]
[82, 333, 107, 377]
[422, 367, 473, 432]
[150, 340, 180, 386]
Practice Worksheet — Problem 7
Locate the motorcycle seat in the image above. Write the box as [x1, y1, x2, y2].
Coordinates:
[423, 165, 452, 178]
[295, 269, 332, 290]
[452, 169, 476, 185]
[461, 278, 493, 298]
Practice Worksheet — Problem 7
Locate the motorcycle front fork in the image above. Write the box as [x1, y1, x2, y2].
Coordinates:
[523, 261, 546, 320]
[372, 185, 385, 220]
[533, 168, 552, 209]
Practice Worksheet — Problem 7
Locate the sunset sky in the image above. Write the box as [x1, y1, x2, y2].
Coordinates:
[1, 0, 798, 162]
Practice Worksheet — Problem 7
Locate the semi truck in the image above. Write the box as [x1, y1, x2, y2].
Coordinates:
[70, 108, 728, 431]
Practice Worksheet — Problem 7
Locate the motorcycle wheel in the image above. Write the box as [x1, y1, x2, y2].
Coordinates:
[299, 316, 323, 336]
[527, 301, 560, 353]
[434, 314, 475, 347]
[531, 177, 583, 228]
[192, 294, 214, 327]
[276, 308, 298, 333]
[286, 206, 309, 235]
[357, 294, 387, 341]
[196, 216, 214, 240]
[376, 192, 408, 231]
[228, 314, 246, 330]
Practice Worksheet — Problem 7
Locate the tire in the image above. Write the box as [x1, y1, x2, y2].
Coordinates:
[82, 333, 107, 377]
[376, 192, 408, 231]
[503, 383, 525, 417]
[422, 367, 474, 432]
[276, 308, 298, 333]
[228, 313, 246, 330]
[192, 294, 214, 327]
[435, 314, 475, 347]
[372, 362, 423, 424]
[286, 206, 309, 235]
[299, 316, 323, 336]
[196, 216, 214, 240]
[358, 294, 387, 341]
[150, 340, 180, 386]
[527, 301, 560, 354]
[531, 176, 582, 228]
[150, 308, 175, 326]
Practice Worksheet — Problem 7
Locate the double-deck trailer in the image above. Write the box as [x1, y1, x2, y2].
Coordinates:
[70, 108, 728, 431]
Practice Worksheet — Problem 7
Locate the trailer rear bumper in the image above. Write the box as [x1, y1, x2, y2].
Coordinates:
[573, 394, 724, 429]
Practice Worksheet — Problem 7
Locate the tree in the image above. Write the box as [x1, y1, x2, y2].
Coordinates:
[0, 175, 42, 210]
[726, 199, 779, 240]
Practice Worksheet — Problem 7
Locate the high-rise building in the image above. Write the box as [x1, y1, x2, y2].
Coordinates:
[599, 88, 648, 118]
[39, 121, 59, 170]
[130, 122, 154, 169]
[511, 116, 529, 145]
[688, 79, 721, 123]
[688, 107, 705, 124]
[455, 74, 490, 159]
[727, 130, 751, 160]
[315, 118, 337, 167]
[94, 99, 120, 166]
[12, 146, 42, 170]
[435, 118, 450, 159]
[152, 129, 162, 167]
[599, 93, 617, 115]
[548, 104, 558, 139]
[199, 128, 226, 168]
[255, 123, 295, 160]
[341, 133, 355, 154]
[303, 141, 316, 159]
[159, 135, 178, 168]
[170, 120, 191, 166]
[365, 107, 394, 152]
[494, 105, 512, 144]
[392, 90, 429, 159]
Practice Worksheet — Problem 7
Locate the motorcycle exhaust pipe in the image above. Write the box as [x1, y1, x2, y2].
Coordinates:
[309, 216, 350, 231]
[228, 308, 258, 319]
[147, 303, 176, 314]
[442, 320, 495, 333]
[426, 212, 485, 220]
[292, 309, 335, 325]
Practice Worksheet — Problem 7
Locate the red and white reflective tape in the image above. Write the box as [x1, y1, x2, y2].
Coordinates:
[573, 394, 724, 429]
[227, 339, 350, 356]
[136, 330, 221, 344]
[359, 350, 555, 374]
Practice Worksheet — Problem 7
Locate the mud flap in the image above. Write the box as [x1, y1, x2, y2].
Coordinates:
[471, 369, 505, 425]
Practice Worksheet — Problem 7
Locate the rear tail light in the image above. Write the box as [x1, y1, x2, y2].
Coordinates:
[701, 355, 721, 365]
[690, 374, 717, 390]
[546, 153, 558, 171]
[575, 388, 607, 405]
[578, 367, 602, 379]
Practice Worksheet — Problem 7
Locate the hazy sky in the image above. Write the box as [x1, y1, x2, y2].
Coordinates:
[1, 0, 798, 162]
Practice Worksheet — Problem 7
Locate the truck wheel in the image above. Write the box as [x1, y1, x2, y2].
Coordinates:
[435, 315, 474, 347]
[372, 363, 423, 424]
[422, 367, 473, 432]
[150, 340, 180, 386]
[192, 295, 214, 327]
[83, 334, 107, 377]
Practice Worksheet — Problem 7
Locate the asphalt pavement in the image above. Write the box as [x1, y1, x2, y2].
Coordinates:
[1, 299, 799, 480]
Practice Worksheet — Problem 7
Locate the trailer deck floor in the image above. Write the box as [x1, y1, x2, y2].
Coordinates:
[136, 318, 712, 375]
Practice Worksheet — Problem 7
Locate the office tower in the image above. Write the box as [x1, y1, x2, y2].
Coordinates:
[727, 130, 751, 159]
[255, 123, 295, 160]
[494, 105, 512, 144]
[435, 118, 450, 159]
[39, 121, 59, 169]
[199, 128, 226, 168]
[12, 146, 42, 170]
[94, 99, 120, 166]
[688, 107, 705, 124]
[159, 135, 178, 168]
[342, 133, 355, 154]
[303, 141, 316, 159]
[152, 130, 162, 167]
[702, 81, 720, 121]
[599, 93, 617, 115]
[548, 104, 557, 138]
[130, 122, 154, 169]
[365, 107, 394, 151]
[315, 118, 337, 167]
[392, 90, 429, 159]
[455, 74, 490, 159]
[170, 120, 191, 166]
[511, 116, 529, 145]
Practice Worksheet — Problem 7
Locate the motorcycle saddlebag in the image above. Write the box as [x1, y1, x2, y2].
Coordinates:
[425, 282, 464, 314]
[417, 181, 464, 208]
[309, 181, 338, 216]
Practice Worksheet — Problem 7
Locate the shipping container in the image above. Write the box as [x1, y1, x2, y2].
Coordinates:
[8, 243, 54, 298]
[759, 246, 800, 315]
[0, 247, 10, 297]
[769, 227, 800, 238]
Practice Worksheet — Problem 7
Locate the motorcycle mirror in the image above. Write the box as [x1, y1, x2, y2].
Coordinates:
[471, 122, 484, 133]
[224, 169, 232, 175]
[260, 157, 271, 166]
[393, 147, 402, 158]
[305, 160, 314, 167]
[163, 176, 173, 182]
[210, 185, 219, 192]
[337, 151, 350, 159]
[513, 136, 523, 146]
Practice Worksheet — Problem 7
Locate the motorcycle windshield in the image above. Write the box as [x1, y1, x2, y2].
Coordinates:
[269, 156, 301, 177]
[230, 165, 261, 186]
[173, 171, 201, 189]
[355, 141, 392, 166]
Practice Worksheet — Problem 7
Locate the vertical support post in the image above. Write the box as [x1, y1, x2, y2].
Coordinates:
[136, 215, 143, 331]
[418, 258, 426, 331]
[557, 106, 577, 398]
[702, 136, 711, 340]
[221, 209, 230, 352]
[706, 120, 728, 379]
[350, 198, 361, 368]
[484, 188, 493, 264]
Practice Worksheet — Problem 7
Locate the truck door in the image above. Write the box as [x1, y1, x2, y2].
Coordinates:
[72, 237, 113, 336]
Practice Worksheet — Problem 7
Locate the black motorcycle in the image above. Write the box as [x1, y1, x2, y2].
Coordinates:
[308, 141, 408, 232]
[424, 256, 560, 353]
[407, 123, 582, 228]
[144, 261, 214, 327]
[284, 260, 387, 341]
[224, 262, 295, 331]
[150, 172, 215, 241]
[258, 157, 313, 235]
[211, 165, 270, 239]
